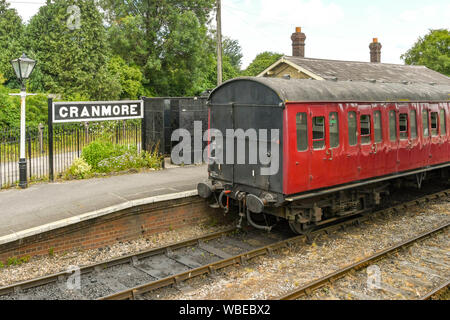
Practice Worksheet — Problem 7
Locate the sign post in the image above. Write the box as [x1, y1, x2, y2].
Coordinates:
[47, 99, 144, 182]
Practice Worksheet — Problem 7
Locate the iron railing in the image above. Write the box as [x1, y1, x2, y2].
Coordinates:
[0, 121, 142, 189]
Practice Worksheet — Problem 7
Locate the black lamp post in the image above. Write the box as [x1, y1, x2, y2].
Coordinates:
[10, 53, 37, 189]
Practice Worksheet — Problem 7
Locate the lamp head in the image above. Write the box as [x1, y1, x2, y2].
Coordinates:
[11, 53, 36, 84]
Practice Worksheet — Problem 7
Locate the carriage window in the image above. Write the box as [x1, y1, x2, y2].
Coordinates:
[389, 110, 397, 141]
[430, 112, 438, 136]
[422, 110, 429, 137]
[410, 110, 417, 139]
[440, 109, 446, 136]
[348, 112, 357, 146]
[329, 112, 339, 148]
[312, 116, 325, 149]
[296, 113, 308, 151]
[399, 113, 408, 140]
[374, 111, 382, 143]
[360, 115, 371, 144]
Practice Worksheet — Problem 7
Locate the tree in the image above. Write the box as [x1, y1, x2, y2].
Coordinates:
[101, 0, 216, 96]
[401, 29, 450, 76]
[107, 55, 145, 99]
[24, 0, 121, 99]
[223, 37, 243, 72]
[242, 52, 283, 76]
[0, 0, 24, 86]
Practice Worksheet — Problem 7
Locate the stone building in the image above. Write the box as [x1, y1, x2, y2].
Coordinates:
[258, 27, 450, 85]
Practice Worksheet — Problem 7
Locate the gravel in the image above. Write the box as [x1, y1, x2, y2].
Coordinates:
[0, 223, 234, 288]
[154, 196, 449, 300]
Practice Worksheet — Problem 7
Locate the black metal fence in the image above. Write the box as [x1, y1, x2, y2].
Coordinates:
[0, 121, 141, 189]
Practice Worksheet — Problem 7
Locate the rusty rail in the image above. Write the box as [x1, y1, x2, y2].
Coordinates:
[0, 226, 237, 296]
[279, 222, 449, 300]
[420, 280, 449, 300]
[101, 189, 449, 300]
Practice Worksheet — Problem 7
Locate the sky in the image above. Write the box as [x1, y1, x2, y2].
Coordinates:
[7, 0, 450, 68]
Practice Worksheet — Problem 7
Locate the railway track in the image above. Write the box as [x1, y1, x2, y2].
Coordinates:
[278, 222, 449, 300]
[0, 226, 291, 300]
[0, 188, 448, 300]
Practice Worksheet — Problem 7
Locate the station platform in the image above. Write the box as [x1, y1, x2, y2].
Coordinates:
[0, 164, 208, 245]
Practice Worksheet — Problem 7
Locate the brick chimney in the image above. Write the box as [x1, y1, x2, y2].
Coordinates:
[291, 27, 306, 58]
[369, 38, 382, 63]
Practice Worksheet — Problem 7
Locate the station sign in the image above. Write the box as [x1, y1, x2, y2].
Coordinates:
[52, 100, 144, 123]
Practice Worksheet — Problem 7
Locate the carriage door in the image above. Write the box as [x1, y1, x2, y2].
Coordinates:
[285, 104, 310, 194]
[428, 104, 441, 166]
[386, 104, 399, 173]
[371, 104, 386, 177]
[308, 105, 329, 189]
[342, 105, 360, 183]
[408, 104, 421, 170]
[397, 104, 411, 172]
[358, 105, 374, 180]
[325, 105, 345, 185]
[420, 104, 432, 167]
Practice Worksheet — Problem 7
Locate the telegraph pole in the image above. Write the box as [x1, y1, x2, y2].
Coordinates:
[216, 0, 223, 86]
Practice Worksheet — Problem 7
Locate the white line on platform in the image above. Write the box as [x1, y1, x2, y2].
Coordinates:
[0, 189, 199, 246]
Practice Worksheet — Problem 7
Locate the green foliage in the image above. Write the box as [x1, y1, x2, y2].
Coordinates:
[24, 0, 121, 99]
[107, 55, 144, 99]
[0, 84, 48, 128]
[401, 29, 450, 76]
[6, 255, 30, 266]
[202, 54, 241, 90]
[242, 52, 283, 76]
[0, 0, 24, 86]
[81, 140, 126, 171]
[97, 147, 162, 173]
[65, 157, 92, 179]
[101, 0, 216, 96]
[223, 37, 243, 72]
[81, 140, 162, 173]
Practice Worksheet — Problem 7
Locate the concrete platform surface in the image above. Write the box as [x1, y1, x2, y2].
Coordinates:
[0, 165, 208, 243]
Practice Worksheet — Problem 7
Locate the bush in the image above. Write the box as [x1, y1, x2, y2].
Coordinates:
[80, 140, 162, 174]
[65, 158, 92, 179]
[81, 141, 129, 171]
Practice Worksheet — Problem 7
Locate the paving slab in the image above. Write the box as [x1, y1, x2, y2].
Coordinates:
[0, 165, 208, 243]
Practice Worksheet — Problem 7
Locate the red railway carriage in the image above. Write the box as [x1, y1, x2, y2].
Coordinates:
[198, 77, 450, 234]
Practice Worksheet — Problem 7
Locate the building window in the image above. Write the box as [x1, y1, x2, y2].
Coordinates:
[296, 113, 308, 151]
[374, 111, 382, 143]
[422, 110, 429, 137]
[430, 112, 438, 136]
[410, 110, 417, 139]
[440, 109, 446, 136]
[348, 111, 357, 146]
[329, 112, 339, 148]
[399, 113, 408, 140]
[312, 116, 325, 149]
[360, 115, 371, 144]
[389, 110, 397, 141]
